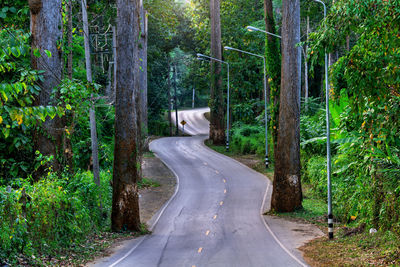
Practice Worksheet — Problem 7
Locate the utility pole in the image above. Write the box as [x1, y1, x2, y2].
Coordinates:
[174, 65, 179, 136]
[192, 87, 195, 109]
[167, 60, 172, 136]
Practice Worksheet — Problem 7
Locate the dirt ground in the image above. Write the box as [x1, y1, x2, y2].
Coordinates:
[139, 156, 176, 225]
[87, 155, 176, 266]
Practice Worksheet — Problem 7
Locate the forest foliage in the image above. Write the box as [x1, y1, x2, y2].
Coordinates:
[0, 0, 399, 264]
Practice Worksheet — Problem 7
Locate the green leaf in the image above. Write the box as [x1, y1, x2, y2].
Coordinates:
[44, 50, 52, 58]
[2, 127, 10, 138]
[33, 48, 41, 58]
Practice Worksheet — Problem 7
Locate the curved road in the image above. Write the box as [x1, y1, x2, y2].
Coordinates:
[171, 107, 210, 136]
[97, 108, 306, 267]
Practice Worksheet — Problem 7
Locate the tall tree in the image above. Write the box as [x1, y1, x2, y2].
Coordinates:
[67, 0, 73, 80]
[29, 0, 64, 176]
[304, 14, 310, 109]
[112, 0, 141, 232]
[81, 0, 100, 188]
[139, 0, 148, 138]
[264, 0, 281, 154]
[271, 0, 302, 212]
[209, 0, 225, 144]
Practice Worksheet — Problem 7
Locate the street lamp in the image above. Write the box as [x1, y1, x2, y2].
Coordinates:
[224, 46, 269, 169]
[246, 25, 301, 109]
[312, 0, 333, 240]
[197, 53, 231, 151]
[246, 26, 282, 39]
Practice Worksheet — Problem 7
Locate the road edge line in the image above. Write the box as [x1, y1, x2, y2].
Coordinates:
[108, 139, 181, 267]
[260, 182, 308, 267]
[201, 139, 307, 266]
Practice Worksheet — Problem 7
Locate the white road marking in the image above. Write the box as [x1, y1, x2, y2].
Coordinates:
[109, 152, 181, 267]
[260, 182, 308, 267]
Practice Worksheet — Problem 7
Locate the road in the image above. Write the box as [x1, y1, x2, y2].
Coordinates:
[171, 107, 210, 136]
[97, 108, 306, 267]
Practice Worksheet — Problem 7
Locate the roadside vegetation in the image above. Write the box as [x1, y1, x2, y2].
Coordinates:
[1, 0, 399, 266]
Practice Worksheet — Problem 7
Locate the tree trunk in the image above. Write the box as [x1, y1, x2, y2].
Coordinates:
[271, 0, 302, 212]
[67, 0, 73, 79]
[264, 0, 281, 153]
[174, 65, 179, 136]
[167, 59, 172, 136]
[81, 0, 100, 187]
[30, 0, 64, 178]
[304, 15, 309, 110]
[112, 26, 117, 102]
[209, 0, 225, 144]
[139, 0, 148, 139]
[112, 0, 141, 232]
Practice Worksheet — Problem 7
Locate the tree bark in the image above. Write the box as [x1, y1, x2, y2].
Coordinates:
[209, 0, 225, 144]
[112, 0, 141, 232]
[271, 0, 302, 212]
[67, 0, 73, 79]
[30, 0, 64, 178]
[264, 0, 281, 153]
[81, 0, 100, 187]
[112, 26, 117, 102]
[139, 0, 148, 139]
[304, 15, 309, 110]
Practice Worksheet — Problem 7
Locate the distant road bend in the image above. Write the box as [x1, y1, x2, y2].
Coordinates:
[100, 107, 307, 267]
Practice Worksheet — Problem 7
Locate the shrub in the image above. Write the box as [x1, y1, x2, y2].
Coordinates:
[0, 170, 112, 263]
[230, 123, 265, 156]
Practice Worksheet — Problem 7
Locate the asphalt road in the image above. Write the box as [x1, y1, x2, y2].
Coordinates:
[98, 108, 306, 267]
[171, 107, 210, 136]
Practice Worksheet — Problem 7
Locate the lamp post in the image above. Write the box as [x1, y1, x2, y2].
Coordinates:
[224, 46, 269, 169]
[312, 0, 333, 240]
[197, 53, 230, 151]
[246, 26, 282, 39]
[246, 25, 301, 109]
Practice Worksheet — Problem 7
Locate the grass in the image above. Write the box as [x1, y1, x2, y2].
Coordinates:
[10, 227, 151, 266]
[205, 140, 274, 178]
[138, 177, 161, 189]
[301, 230, 400, 266]
[274, 185, 327, 226]
[143, 151, 155, 158]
